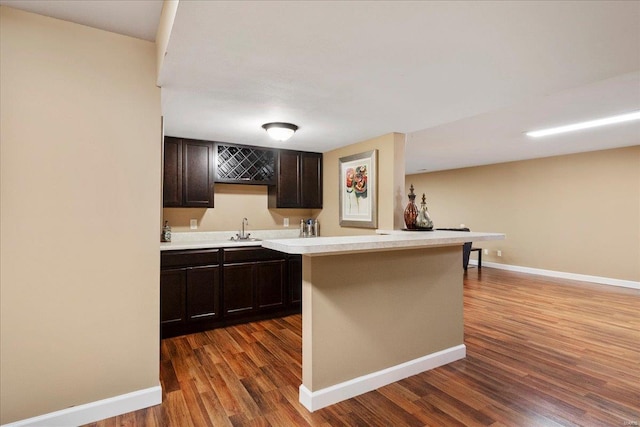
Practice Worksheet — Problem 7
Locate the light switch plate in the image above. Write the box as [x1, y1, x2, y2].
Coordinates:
[190, 219, 197, 230]
[284, 218, 289, 227]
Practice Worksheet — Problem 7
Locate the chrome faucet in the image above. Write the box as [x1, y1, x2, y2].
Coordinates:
[232, 217, 251, 240]
[241, 217, 248, 239]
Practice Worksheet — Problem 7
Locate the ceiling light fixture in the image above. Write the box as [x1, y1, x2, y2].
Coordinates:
[262, 122, 299, 141]
[526, 110, 640, 138]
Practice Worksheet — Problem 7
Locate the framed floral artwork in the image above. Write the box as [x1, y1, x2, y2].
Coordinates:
[339, 149, 377, 228]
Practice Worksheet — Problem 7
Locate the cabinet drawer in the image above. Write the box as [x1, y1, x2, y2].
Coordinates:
[223, 247, 285, 263]
[161, 249, 220, 268]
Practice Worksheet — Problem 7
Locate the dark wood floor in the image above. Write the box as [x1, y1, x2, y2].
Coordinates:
[86, 268, 640, 426]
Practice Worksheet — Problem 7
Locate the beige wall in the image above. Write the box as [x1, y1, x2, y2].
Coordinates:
[406, 146, 640, 282]
[303, 246, 463, 391]
[0, 7, 161, 424]
[163, 184, 315, 232]
[317, 133, 406, 236]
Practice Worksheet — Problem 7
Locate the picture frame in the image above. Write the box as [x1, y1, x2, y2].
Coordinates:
[339, 149, 378, 228]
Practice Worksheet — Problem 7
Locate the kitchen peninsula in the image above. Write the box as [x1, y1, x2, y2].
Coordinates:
[261, 230, 505, 411]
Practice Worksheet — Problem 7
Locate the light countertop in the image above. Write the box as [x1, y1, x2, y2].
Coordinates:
[160, 239, 263, 251]
[261, 230, 505, 256]
[161, 229, 505, 254]
[160, 229, 300, 251]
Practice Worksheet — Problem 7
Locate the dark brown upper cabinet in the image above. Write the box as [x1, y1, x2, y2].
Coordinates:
[164, 137, 322, 209]
[301, 151, 323, 208]
[163, 137, 182, 207]
[163, 137, 214, 208]
[214, 143, 276, 185]
[269, 150, 322, 209]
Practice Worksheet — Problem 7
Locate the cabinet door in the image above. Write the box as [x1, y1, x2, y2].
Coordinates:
[183, 140, 214, 207]
[163, 137, 183, 207]
[186, 265, 220, 321]
[256, 259, 286, 310]
[288, 255, 302, 306]
[223, 263, 256, 316]
[301, 152, 322, 208]
[275, 150, 301, 207]
[160, 268, 186, 325]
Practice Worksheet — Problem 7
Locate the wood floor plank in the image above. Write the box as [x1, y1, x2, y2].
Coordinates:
[278, 385, 334, 427]
[375, 382, 423, 415]
[215, 360, 264, 420]
[353, 390, 425, 427]
[239, 377, 279, 415]
[163, 390, 196, 427]
[83, 268, 640, 426]
[159, 359, 180, 393]
[207, 360, 244, 417]
[221, 348, 258, 380]
[180, 379, 215, 427]
[264, 399, 314, 427]
[416, 391, 496, 426]
[198, 390, 234, 427]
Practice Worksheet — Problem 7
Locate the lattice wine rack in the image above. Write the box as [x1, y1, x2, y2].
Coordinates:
[215, 144, 276, 184]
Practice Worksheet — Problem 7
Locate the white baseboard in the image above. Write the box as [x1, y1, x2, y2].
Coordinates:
[299, 344, 466, 412]
[2, 385, 162, 427]
[469, 260, 639, 290]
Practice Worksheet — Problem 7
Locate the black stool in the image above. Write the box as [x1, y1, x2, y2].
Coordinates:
[469, 247, 482, 268]
[436, 227, 474, 270]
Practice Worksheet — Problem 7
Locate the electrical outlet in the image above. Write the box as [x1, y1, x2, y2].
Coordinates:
[190, 219, 197, 230]
[497, 250, 502, 257]
[284, 218, 289, 227]
[483, 249, 488, 255]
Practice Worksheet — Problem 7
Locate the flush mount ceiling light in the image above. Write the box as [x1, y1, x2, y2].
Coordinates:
[526, 110, 640, 138]
[262, 122, 298, 141]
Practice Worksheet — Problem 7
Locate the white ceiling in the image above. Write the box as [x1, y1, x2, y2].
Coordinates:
[0, 0, 162, 41]
[4, 1, 640, 173]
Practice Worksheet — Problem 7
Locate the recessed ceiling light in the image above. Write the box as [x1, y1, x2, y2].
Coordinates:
[526, 110, 640, 138]
[262, 122, 298, 141]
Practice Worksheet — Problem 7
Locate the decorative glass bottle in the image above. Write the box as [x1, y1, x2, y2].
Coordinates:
[161, 221, 172, 242]
[416, 193, 434, 230]
[404, 184, 419, 229]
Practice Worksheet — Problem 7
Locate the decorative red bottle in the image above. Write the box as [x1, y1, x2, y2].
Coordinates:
[404, 184, 419, 229]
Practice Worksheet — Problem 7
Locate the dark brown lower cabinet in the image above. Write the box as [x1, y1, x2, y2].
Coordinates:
[160, 264, 220, 337]
[160, 269, 186, 325]
[223, 262, 256, 316]
[257, 259, 286, 309]
[223, 252, 286, 315]
[161, 247, 300, 338]
[186, 266, 219, 321]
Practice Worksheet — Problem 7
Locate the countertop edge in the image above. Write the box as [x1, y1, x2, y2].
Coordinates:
[160, 240, 263, 251]
[260, 232, 505, 255]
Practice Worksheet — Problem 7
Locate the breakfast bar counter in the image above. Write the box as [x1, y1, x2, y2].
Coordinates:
[261, 230, 505, 411]
[262, 230, 503, 255]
